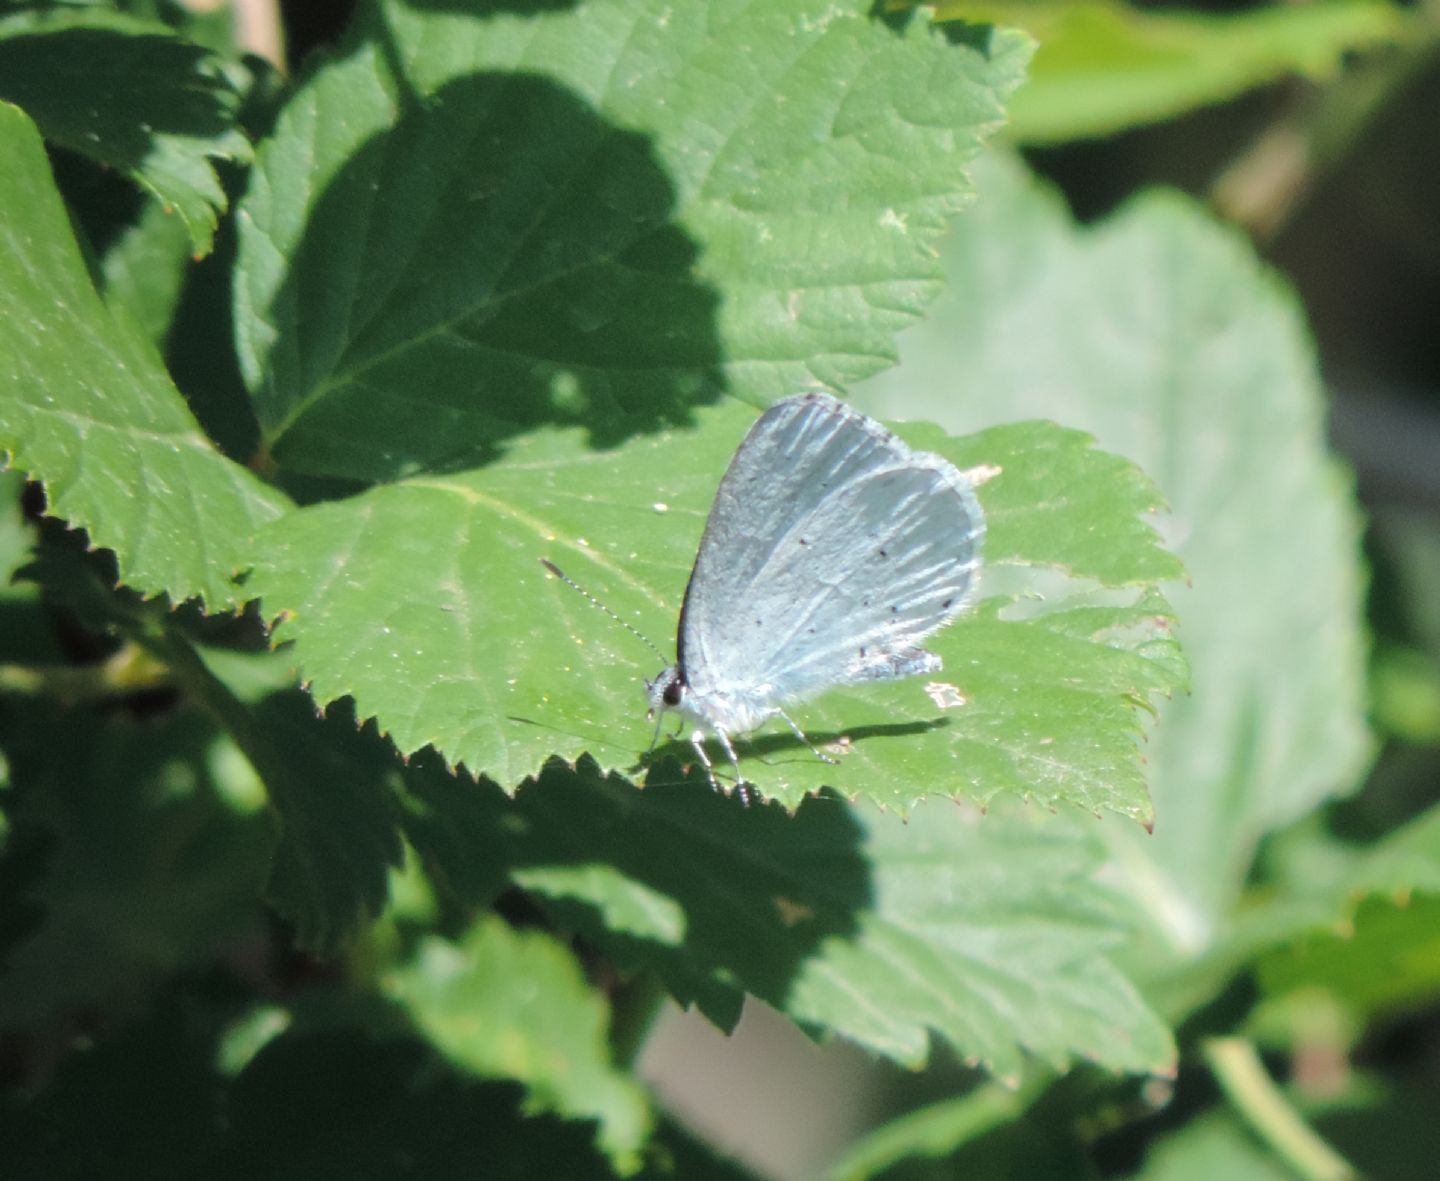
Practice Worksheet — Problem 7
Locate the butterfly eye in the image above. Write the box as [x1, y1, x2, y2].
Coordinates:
[663, 679, 683, 707]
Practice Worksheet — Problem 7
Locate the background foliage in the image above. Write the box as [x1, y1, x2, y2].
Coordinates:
[1, 0, 1436, 1178]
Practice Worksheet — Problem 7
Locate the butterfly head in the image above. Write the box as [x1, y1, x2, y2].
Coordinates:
[645, 665, 686, 719]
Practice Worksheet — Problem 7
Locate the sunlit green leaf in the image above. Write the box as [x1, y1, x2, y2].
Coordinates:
[250, 410, 1182, 818]
[0, 102, 289, 610]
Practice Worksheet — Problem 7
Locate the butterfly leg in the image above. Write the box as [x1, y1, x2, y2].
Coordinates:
[645, 709, 683, 757]
[777, 708, 839, 766]
[692, 727, 753, 806]
[687, 729, 719, 787]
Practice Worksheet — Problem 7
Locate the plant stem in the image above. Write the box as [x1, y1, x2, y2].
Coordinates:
[135, 616, 292, 807]
[1202, 1036, 1358, 1181]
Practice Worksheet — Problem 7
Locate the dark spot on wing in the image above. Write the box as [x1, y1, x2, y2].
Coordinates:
[878, 548, 888, 558]
[942, 597, 954, 609]
[859, 646, 867, 657]
[799, 537, 809, 545]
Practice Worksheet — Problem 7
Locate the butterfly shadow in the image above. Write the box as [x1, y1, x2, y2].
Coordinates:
[640, 716, 949, 783]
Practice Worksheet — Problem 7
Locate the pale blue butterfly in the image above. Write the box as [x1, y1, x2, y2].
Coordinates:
[644, 392, 985, 793]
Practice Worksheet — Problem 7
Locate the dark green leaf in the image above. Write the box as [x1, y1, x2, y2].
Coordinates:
[0, 10, 252, 256]
[100, 196, 195, 345]
[252, 693, 406, 955]
[0, 700, 272, 1027]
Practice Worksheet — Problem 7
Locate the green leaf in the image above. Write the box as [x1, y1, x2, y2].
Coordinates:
[250, 408, 1182, 818]
[404, 760, 1176, 1083]
[233, 0, 1031, 482]
[0, 102, 289, 610]
[0, 10, 252, 257]
[1258, 892, 1440, 1022]
[854, 152, 1370, 975]
[384, 915, 653, 1172]
[940, 0, 1406, 143]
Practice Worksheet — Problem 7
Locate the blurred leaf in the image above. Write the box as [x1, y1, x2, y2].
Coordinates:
[404, 760, 1176, 1084]
[939, 0, 1406, 143]
[250, 412, 1182, 818]
[0, 102, 290, 610]
[1122, 1110, 1293, 1181]
[0, 994, 226, 1176]
[384, 915, 653, 1172]
[0, 9, 252, 256]
[855, 152, 1370, 983]
[1314, 1063, 1440, 1181]
[233, 0, 1031, 481]
[0, 995, 652, 1181]
[1347, 797, 1440, 897]
[1256, 798, 1440, 1023]
[225, 1017, 760, 1179]
[1371, 646, 1440, 744]
[0, 701, 272, 1027]
[1372, 507, 1440, 658]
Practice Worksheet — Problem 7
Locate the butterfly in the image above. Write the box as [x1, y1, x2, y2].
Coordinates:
[644, 392, 985, 794]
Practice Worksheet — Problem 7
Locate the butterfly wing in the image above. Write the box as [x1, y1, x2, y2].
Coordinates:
[677, 393, 984, 710]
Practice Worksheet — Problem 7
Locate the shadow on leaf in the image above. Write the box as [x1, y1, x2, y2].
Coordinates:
[253, 70, 725, 481]
[401, 753, 873, 1031]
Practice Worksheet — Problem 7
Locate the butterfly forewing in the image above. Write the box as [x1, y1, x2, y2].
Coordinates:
[678, 394, 984, 706]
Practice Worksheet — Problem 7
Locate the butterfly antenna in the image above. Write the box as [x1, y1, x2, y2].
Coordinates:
[540, 558, 670, 664]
